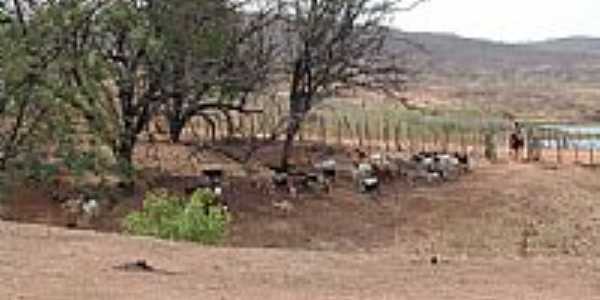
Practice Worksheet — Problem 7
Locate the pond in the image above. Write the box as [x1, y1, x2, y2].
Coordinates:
[535, 124, 600, 150]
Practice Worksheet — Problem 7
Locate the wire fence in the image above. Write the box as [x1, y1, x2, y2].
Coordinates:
[524, 124, 600, 165]
[170, 100, 513, 160]
[155, 99, 600, 166]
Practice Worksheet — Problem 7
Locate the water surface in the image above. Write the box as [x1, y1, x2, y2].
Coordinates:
[536, 124, 600, 150]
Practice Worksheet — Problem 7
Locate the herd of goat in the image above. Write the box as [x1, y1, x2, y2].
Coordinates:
[54, 149, 476, 226]
[270, 149, 475, 196]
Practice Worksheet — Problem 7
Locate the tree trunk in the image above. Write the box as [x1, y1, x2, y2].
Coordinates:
[169, 117, 186, 143]
[280, 54, 311, 171]
[114, 137, 135, 166]
[222, 110, 234, 139]
[113, 133, 137, 192]
[280, 115, 302, 171]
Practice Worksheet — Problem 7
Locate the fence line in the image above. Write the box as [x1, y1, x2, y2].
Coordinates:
[151, 108, 598, 165]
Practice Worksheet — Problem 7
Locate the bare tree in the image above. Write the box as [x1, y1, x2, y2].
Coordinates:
[152, 0, 279, 143]
[275, 0, 415, 169]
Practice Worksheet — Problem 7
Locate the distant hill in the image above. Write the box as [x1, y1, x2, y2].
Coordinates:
[529, 36, 600, 55]
[384, 31, 600, 121]
[390, 31, 600, 79]
[262, 21, 600, 120]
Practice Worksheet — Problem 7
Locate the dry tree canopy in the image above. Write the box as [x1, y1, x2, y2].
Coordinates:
[270, 0, 422, 169]
[271, 0, 414, 98]
[0, 0, 422, 170]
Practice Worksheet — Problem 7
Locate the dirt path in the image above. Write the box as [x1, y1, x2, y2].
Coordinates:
[1, 221, 599, 300]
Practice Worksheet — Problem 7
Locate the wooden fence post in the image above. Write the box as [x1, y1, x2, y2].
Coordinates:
[261, 112, 269, 141]
[443, 125, 451, 153]
[394, 121, 401, 151]
[556, 131, 562, 164]
[574, 133, 579, 164]
[250, 114, 256, 141]
[357, 121, 363, 148]
[365, 117, 371, 151]
[219, 115, 226, 141]
[421, 126, 427, 152]
[276, 103, 283, 126]
[319, 115, 327, 145]
[407, 123, 414, 154]
[205, 119, 211, 140]
[378, 116, 383, 150]
[343, 116, 353, 147]
[460, 131, 466, 154]
[384, 117, 390, 152]
[432, 128, 439, 150]
[337, 118, 343, 147]
[477, 128, 484, 156]
[213, 116, 219, 141]
[238, 114, 245, 139]
[545, 129, 552, 162]
[590, 142, 595, 165]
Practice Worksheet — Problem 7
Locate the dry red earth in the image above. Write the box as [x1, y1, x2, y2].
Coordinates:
[1, 221, 600, 300]
[1, 142, 600, 299]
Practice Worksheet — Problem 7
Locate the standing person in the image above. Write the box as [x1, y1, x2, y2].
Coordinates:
[509, 122, 525, 161]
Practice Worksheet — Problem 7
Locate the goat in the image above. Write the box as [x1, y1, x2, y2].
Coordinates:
[61, 197, 101, 228]
[314, 159, 337, 182]
[202, 169, 224, 197]
[272, 170, 289, 189]
[82, 199, 100, 218]
[369, 153, 396, 182]
[353, 162, 380, 194]
[430, 154, 460, 180]
[408, 152, 458, 182]
[453, 152, 473, 173]
[272, 200, 294, 214]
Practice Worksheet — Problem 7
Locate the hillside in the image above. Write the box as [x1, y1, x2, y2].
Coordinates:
[389, 31, 600, 121]
[392, 31, 600, 76]
[2, 162, 600, 299]
[530, 36, 600, 55]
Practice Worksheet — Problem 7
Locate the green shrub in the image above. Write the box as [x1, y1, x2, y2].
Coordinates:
[124, 189, 230, 244]
[15, 159, 60, 183]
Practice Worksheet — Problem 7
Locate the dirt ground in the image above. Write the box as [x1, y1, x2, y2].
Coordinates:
[1, 142, 600, 299]
[2, 142, 600, 257]
[1, 221, 600, 300]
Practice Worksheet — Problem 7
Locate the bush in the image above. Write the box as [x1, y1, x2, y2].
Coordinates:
[19, 160, 60, 183]
[124, 189, 231, 244]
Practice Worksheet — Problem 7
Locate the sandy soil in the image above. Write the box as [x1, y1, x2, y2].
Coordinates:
[2, 143, 600, 299]
[3, 144, 600, 256]
[1, 220, 600, 300]
[225, 157, 600, 257]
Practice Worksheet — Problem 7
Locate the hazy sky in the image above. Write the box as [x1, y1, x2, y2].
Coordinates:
[394, 0, 600, 42]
